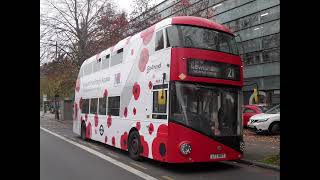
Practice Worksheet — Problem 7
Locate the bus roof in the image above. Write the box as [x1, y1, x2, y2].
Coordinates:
[82, 16, 233, 65]
[171, 16, 233, 35]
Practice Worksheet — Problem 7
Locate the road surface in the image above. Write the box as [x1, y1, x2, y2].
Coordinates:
[40, 125, 279, 180]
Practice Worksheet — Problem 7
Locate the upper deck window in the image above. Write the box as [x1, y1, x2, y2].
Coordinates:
[83, 63, 92, 76]
[166, 25, 239, 55]
[111, 48, 123, 67]
[155, 30, 164, 51]
[93, 60, 100, 72]
[102, 54, 110, 69]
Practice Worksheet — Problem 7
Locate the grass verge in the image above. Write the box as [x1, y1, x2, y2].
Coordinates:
[259, 154, 280, 166]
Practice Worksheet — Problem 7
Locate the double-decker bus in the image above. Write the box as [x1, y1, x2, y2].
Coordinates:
[73, 16, 244, 163]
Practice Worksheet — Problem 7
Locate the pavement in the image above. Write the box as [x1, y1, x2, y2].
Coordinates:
[240, 129, 280, 170]
[40, 112, 280, 180]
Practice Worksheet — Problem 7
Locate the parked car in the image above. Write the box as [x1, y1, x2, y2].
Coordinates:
[247, 104, 280, 134]
[242, 104, 271, 127]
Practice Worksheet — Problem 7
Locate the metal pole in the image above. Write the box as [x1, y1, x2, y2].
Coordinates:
[43, 98, 45, 114]
[55, 95, 59, 120]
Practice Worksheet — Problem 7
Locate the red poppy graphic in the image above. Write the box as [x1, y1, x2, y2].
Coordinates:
[131, 49, 134, 55]
[148, 81, 152, 90]
[148, 123, 154, 135]
[132, 82, 141, 100]
[94, 114, 99, 127]
[152, 124, 168, 161]
[86, 122, 92, 139]
[133, 107, 136, 115]
[120, 132, 128, 150]
[138, 48, 149, 72]
[85, 113, 88, 121]
[105, 136, 108, 144]
[112, 136, 116, 146]
[140, 135, 149, 157]
[75, 78, 80, 92]
[136, 122, 141, 131]
[107, 115, 112, 128]
[140, 25, 155, 45]
[124, 107, 128, 117]
[104, 89, 108, 97]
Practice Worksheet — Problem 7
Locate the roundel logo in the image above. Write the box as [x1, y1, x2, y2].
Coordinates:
[99, 125, 104, 136]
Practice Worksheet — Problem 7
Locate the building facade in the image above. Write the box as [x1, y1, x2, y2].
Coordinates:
[129, 0, 280, 105]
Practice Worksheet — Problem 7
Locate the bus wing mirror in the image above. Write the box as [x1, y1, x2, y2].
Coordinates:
[158, 90, 166, 105]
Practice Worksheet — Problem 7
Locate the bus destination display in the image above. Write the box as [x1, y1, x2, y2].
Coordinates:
[187, 59, 240, 81]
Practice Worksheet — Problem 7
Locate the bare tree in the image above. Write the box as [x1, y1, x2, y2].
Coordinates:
[40, 0, 129, 98]
[128, 0, 158, 35]
[40, 0, 115, 67]
[130, 0, 155, 19]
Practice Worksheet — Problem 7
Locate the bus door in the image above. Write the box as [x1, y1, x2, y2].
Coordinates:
[151, 84, 168, 121]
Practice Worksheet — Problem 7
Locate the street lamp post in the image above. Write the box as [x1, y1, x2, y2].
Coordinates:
[55, 94, 59, 120]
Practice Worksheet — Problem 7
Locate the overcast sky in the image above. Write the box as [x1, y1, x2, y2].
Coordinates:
[41, 0, 165, 15]
[117, 0, 164, 14]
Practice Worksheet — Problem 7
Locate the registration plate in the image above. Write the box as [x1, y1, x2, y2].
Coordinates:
[210, 153, 226, 159]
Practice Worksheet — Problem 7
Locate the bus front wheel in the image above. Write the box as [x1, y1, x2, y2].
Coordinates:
[128, 130, 141, 161]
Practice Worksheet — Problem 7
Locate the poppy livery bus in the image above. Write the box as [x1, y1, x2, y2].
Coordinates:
[73, 16, 244, 163]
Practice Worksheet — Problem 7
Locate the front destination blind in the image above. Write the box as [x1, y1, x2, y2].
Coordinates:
[187, 59, 240, 81]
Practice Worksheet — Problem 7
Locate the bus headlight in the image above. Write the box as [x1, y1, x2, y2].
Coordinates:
[180, 142, 192, 155]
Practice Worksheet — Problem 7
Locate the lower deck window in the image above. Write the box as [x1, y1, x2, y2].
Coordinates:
[90, 98, 98, 114]
[98, 97, 107, 115]
[81, 99, 89, 114]
[108, 96, 120, 116]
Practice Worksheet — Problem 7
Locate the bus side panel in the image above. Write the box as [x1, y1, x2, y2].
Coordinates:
[73, 21, 172, 161]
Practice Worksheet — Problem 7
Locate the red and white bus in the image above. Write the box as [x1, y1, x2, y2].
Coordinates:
[73, 16, 244, 163]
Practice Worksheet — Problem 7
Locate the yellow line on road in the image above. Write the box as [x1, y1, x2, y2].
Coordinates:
[130, 162, 147, 170]
[162, 176, 175, 180]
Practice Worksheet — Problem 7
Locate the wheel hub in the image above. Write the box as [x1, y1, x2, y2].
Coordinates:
[131, 138, 139, 154]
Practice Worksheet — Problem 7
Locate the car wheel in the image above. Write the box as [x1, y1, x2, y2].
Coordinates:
[81, 122, 86, 140]
[269, 122, 280, 134]
[128, 130, 141, 161]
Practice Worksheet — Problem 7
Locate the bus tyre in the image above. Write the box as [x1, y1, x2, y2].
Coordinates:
[269, 122, 280, 134]
[81, 122, 86, 140]
[128, 130, 141, 161]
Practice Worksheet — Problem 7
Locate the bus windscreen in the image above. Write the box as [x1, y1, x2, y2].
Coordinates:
[170, 81, 240, 137]
[166, 25, 239, 55]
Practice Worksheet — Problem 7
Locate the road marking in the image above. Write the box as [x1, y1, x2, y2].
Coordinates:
[130, 162, 147, 170]
[162, 176, 175, 180]
[40, 126, 158, 180]
[108, 152, 120, 159]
